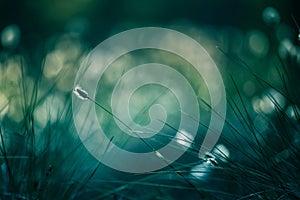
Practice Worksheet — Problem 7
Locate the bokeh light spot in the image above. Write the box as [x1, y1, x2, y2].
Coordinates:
[7, 98, 23, 123]
[259, 89, 285, 114]
[1, 24, 21, 48]
[43, 51, 64, 78]
[247, 31, 269, 58]
[262, 7, 280, 26]
[6, 58, 22, 84]
[0, 93, 9, 119]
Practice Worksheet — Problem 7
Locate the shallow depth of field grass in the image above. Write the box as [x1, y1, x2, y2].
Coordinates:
[1, 3, 300, 200]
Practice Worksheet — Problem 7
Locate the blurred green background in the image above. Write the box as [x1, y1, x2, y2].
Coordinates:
[1, 0, 299, 125]
[0, 0, 298, 47]
[1, 0, 300, 199]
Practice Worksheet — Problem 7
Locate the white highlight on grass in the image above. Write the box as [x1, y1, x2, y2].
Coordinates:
[278, 39, 295, 59]
[190, 163, 211, 181]
[259, 95, 275, 114]
[285, 105, 300, 121]
[174, 130, 193, 148]
[155, 151, 164, 159]
[252, 96, 262, 113]
[278, 38, 300, 62]
[212, 144, 230, 163]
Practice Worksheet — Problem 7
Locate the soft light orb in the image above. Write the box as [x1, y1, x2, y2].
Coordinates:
[1, 24, 21, 48]
[262, 7, 280, 26]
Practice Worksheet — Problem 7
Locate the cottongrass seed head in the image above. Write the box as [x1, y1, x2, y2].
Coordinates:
[73, 85, 89, 100]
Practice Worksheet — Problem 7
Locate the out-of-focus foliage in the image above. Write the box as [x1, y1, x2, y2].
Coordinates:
[0, 0, 300, 199]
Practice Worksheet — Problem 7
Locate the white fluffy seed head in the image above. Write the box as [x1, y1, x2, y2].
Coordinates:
[73, 85, 89, 100]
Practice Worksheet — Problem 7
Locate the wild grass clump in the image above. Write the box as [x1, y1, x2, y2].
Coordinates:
[0, 12, 300, 200]
[0, 53, 105, 199]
